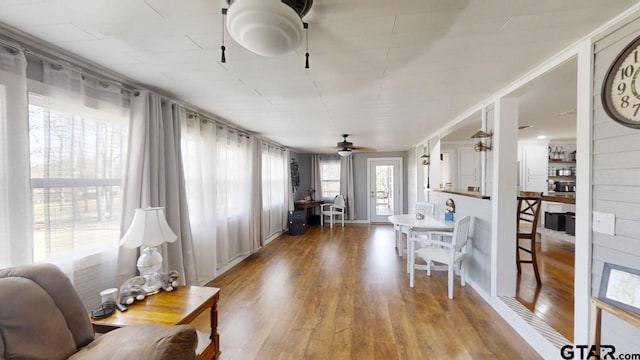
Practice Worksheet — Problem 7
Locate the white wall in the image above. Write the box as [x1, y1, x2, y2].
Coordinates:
[427, 191, 493, 293]
[591, 16, 640, 353]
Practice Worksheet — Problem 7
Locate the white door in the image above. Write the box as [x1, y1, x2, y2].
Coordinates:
[521, 143, 549, 193]
[368, 158, 403, 223]
[458, 147, 479, 191]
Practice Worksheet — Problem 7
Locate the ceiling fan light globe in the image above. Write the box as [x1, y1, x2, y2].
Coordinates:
[226, 0, 303, 57]
[338, 149, 352, 157]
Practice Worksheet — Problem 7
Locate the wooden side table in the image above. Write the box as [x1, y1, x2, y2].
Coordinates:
[91, 286, 220, 360]
[590, 297, 640, 357]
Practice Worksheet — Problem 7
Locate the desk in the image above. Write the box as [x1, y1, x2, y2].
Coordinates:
[388, 214, 454, 269]
[294, 200, 324, 223]
[91, 286, 220, 360]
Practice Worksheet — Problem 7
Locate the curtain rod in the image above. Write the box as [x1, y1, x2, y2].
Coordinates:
[1, 37, 136, 94]
[0, 29, 261, 142]
[186, 111, 252, 139]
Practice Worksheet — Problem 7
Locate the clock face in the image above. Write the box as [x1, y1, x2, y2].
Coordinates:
[602, 35, 640, 129]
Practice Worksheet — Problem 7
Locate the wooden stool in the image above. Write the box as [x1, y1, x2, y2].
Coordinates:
[516, 194, 543, 284]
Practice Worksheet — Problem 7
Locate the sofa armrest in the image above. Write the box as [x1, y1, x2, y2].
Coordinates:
[69, 324, 197, 360]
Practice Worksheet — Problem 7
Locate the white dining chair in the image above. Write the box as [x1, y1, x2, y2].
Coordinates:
[409, 216, 472, 299]
[395, 202, 435, 257]
[320, 194, 346, 228]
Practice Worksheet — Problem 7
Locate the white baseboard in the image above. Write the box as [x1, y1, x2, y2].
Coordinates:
[344, 220, 369, 224]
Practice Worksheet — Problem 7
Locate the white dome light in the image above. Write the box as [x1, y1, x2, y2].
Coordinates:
[226, 0, 303, 57]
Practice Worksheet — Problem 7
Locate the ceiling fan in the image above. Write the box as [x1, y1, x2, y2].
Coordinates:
[222, 0, 314, 67]
[337, 134, 354, 156]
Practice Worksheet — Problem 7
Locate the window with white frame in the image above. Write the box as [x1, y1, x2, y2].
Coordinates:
[261, 144, 286, 240]
[320, 159, 340, 200]
[28, 94, 128, 261]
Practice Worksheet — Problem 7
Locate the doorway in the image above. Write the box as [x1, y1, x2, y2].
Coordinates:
[367, 158, 403, 223]
[506, 58, 578, 343]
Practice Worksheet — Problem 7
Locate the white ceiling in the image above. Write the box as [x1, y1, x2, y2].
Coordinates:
[442, 58, 578, 142]
[0, 0, 634, 153]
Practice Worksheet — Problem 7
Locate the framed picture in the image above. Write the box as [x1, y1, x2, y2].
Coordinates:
[598, 262, 640, 315]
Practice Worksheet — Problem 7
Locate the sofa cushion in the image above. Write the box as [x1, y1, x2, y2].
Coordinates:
[0, 277, 77, 360]
[69, 324, 197, 360]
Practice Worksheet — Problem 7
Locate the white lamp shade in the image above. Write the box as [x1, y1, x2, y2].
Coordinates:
[120, 207, 177, 249]
[338, 149, 352, 157]
[226, 0, 303, 57]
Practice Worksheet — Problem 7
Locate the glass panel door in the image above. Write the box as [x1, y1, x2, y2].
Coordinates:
[375, 165, 394, 216]
[369, 158, 402, 223]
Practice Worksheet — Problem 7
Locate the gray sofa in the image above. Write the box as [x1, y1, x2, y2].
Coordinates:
[0, 263, 197, 360]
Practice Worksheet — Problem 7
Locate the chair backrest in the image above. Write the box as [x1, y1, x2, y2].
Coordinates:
[333, 194, 346, 208]
[0, 263, 95, 359]
[415, 202, 435, 216]
[517, 196, 542, 234]
[451, 216, 472, 253]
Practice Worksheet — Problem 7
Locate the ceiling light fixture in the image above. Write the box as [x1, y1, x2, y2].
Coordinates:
[537, 135, 547, 140]
[222, 0, 313, 67]
[338, 149, 352, 157]
[471, 129, 493, 152]
[421, 146, 430, 166]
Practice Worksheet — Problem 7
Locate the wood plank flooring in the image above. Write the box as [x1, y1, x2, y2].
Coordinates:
[202, 224, 540, 359]
[516, 234, 575, 342]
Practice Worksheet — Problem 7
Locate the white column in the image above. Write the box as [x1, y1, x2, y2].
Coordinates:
[574, 39, 594, 345]
[491, 97, 519, 297]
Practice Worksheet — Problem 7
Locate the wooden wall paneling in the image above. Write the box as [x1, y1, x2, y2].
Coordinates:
[593, 185, 640, 202]
[593, 152, 640, 169]
[593, 169, 640, 186]
[592, 12, 640, 354]
[592, 232, 640, 254]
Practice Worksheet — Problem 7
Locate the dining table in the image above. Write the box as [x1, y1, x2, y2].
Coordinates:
[388, 214, 455, 272]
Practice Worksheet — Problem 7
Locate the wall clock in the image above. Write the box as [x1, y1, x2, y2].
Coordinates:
[602, 34, 640, 129]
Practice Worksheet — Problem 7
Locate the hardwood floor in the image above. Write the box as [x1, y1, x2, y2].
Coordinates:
[516, 234, 575, 342]
[201, 224, 539, 359]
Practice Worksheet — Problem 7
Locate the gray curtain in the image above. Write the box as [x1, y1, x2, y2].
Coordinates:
[340, 155, 356, 220]
[311, 155, 322, 200]
[117, 91, 197, 286]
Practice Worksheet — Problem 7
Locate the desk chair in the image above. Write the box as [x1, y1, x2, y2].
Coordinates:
[320, 194, 345, 228]
[516, 194, 543, 284]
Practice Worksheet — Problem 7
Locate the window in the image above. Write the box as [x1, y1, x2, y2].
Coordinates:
[261, 144, 287, 240]
[28, 94, 127, 261]
[320, 159, 340, 200]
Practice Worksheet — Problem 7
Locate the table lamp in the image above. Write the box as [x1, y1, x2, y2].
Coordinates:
[119, 207, 177, 295]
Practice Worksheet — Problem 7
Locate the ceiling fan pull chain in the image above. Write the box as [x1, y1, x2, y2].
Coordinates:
[221, 8, 227, 63]
[304, 22, 309, 69]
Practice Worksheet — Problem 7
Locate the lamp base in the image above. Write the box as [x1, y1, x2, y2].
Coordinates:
[137, 246, 163, 295]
